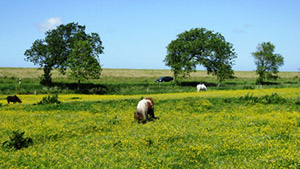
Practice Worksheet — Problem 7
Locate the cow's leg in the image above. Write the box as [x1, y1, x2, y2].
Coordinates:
[148, 108, 158, 119]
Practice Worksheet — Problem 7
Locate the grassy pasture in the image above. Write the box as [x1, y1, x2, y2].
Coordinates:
[0, 68, 299, 95]
[0, 88, 300, 168]
[0, 68, 300, 167]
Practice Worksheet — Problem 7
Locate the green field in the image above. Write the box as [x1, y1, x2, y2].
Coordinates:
[0, 68, 300, 168]
[1, 88, 300, 168]
[0, 68, 299, 95]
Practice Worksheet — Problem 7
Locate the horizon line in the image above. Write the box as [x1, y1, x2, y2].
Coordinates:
[0, 66, 299, 72]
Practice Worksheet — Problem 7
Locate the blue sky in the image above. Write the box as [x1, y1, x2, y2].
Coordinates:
[0, 0, 299, 71]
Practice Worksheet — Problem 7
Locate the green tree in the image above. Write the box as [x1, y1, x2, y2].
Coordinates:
[24, 22, 104, 85]
[68, 40, 102, 89]
[251, 42, 284, 84]
[164, 28, 236, 86]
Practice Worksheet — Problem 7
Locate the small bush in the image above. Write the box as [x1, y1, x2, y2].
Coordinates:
[2, 130, 33, 150]
[37, 94, 61, 105]
[240, 93, 286, 104]
[240, 93, 259, 104]
[260, 93, 286, 104]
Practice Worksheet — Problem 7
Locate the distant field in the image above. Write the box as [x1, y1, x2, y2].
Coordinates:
[0, 67, 299, 95]
[0, 67, 299, 79]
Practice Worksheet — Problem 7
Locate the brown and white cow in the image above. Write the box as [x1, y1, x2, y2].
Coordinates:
[134, 97, 157, 122]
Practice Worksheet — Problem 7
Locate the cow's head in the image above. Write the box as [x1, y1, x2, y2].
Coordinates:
[14, 95, 22, 103]
[134, 111, 144, 121]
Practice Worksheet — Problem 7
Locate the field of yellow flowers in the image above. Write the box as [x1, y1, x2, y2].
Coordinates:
[0, 88, 300, 168]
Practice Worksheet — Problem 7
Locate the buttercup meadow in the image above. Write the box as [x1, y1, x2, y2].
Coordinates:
[1, 87, 300, 168]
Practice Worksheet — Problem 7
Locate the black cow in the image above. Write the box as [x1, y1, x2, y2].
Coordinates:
[7, 95, 22, 104]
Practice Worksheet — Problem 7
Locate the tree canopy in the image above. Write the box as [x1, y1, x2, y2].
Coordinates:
[164, 28, 237, 85]
[68, 40, 102, 87]
[24, 22, 104, 85]
[251, 42, 284, 84]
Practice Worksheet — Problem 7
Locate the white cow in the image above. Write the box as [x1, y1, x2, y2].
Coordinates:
[197, 84, 207, 92]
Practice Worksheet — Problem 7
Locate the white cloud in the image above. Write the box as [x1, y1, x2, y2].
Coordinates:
[233, 24, 251, 33]
[38, 17, 63, 32]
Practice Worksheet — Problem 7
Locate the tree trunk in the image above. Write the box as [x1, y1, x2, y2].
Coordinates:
[77, 79, 81, 91]
[41, 66, 52, 85]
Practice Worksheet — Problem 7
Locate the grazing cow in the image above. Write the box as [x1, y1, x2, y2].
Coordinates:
[134, 97, 157, 122]
[197, 84, 207, 92]
[7, 95, 22, 104]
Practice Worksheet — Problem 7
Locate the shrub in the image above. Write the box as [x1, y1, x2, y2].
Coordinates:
[2, 130, 33, 150]
[37, 94, 61, 105]
[240, 93, 259, 104]
[240, 93, 286, 104]
[260, 93, 286, 104]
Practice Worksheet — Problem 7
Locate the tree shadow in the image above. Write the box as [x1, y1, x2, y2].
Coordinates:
[50, 82, 109, 94]
[179, 81, 218, 87]
[284, 81, 299, 84]
[223, 82, 238, 85]
[261, 81, 279, 85]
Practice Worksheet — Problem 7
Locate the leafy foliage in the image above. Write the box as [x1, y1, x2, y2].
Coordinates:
[164, 28, 237, 85]
[37, 94, 61, 105]
[24, 22, 104, 85]
[2, 131, 33, 150]
[68, 40, 102, 88]
[240, 93, 286, 104]
[252, 42, 284, 84]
